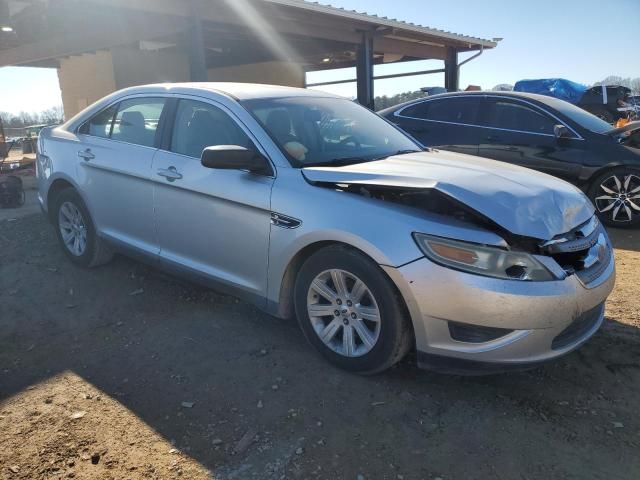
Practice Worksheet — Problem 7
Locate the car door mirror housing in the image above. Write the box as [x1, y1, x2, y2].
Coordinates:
[554, 124, 571, 139]
[201, 145, 272, 176]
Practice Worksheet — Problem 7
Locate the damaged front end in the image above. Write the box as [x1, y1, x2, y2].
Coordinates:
[539, 215, 612, 286]
[305, 177, 610, 286]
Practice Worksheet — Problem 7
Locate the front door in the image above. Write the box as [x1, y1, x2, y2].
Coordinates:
[152, 97, 274, 301]
[477, 98, 585, 183]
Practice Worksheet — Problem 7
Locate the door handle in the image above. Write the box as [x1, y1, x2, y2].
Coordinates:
[77, 149, 95, 161]
[485, 135, 501, 142]
[157, 166, 183, 182]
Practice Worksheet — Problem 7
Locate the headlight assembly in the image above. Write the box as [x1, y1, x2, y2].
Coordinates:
[413, 233, 554, 281]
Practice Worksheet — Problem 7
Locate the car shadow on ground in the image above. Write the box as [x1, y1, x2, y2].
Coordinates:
[607, 226, 640, 252]
[1, 214, 639, 479]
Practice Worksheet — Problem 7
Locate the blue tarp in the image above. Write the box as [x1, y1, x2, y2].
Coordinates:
[513, 78, 588, 104]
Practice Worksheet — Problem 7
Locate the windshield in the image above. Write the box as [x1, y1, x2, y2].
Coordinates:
[551, 100, 613, 134]
[242, 96, 421, 167]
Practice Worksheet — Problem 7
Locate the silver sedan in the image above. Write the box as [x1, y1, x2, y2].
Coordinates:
[36, 83, 615, 374]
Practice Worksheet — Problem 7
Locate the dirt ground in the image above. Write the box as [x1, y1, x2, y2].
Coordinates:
[0, 212, 638, 480]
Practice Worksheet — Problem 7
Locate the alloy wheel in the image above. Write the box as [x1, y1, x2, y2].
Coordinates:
[307, 269, 381, 358]
[594, 174, 640, 223]
[58, 201, 88, 256]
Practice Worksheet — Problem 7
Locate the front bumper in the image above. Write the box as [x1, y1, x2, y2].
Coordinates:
[383, 250, 615, 373]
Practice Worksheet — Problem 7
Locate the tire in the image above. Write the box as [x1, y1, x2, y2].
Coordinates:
[52, 188, 113, 267]
[294, 245, 413, 374]
[588, 167, 640, 228]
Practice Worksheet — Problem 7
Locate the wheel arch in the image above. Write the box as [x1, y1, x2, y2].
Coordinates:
[585, 164, 640, 189]
[273, 240, 339, 319]
[272, 240, 415, 346]
[46, 177, 76, 223]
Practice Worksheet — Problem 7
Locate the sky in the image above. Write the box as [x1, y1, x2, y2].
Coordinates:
[0, 0, 639, 114]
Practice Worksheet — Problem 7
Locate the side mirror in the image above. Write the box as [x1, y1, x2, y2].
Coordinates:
[201, 145, 272, 176]
[554, 124, 571, 139]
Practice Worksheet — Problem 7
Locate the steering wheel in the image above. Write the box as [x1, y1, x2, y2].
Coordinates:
[338, 135, 361, 148]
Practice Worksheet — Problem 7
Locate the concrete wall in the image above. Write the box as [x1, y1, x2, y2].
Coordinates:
[57, 47, 190, 118]
[58, 50, 305, 118]
[111, 46, 190, 90]
[57, 51, 117, 119]
[207, 61, 305, 87]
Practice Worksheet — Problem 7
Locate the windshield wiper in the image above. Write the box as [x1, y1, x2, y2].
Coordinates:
[302, 157, 372, 168]
[302, 149, 424, 168]
[373, 149, 423, 161]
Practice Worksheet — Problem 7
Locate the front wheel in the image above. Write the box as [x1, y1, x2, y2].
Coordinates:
[588, 168, 640, 228]
[294, 245, 413, 374]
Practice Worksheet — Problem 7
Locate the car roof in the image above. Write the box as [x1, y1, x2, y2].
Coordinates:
[381, 90, 574, 113]
[109, 82, 343, 101]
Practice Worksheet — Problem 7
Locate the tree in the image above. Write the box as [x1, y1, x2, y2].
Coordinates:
[592, 76, 640, 94]
[0, 106, 64, 131]
[374, 90, 426, 111]
[40, 106, 64, 125]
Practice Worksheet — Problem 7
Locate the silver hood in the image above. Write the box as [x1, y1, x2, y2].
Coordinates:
[302, 150, 594, 240]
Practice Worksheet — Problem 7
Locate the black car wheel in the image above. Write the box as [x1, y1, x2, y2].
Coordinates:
[294, 245, 413, 374]
[588, 168, 640, 228]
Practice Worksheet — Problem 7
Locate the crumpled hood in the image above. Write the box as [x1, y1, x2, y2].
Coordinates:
[302, 150, 594, 240]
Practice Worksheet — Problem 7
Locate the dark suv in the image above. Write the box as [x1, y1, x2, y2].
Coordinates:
[380, 91, 640, 228]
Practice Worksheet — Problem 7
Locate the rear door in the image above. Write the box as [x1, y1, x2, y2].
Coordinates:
[152, 96, 274, 301]
[76, 96, 167, 254]
[392, 96, 482, 156]
[477, 97, 585, 182]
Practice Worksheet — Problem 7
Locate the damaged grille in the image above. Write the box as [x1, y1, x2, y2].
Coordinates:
[541, 217, 611, 286]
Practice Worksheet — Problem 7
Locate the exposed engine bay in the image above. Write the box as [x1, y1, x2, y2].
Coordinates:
[317, 181, 607, 282]
[328, 182, 540, 251]
[344, 184, 482, 225]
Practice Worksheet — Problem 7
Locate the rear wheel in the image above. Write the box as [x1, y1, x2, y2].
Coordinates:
[52, 188, 113, 267]
[588, 168, 640, 228]
[294, 245, 413, 374]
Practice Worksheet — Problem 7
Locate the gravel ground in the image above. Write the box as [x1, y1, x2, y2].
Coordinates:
[0, 213, 639, 480]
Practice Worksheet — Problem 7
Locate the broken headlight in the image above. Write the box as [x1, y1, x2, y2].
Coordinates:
[413, 233, 553, 281]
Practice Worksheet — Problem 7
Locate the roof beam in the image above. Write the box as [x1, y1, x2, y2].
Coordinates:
[376, 37, 446, 60]
[81, 0, 474, 54]
[0, 9, 188, 67]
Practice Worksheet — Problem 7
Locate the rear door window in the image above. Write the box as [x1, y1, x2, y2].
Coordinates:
[428, 98, 481, 125]
[402, 98, 481, 126]
[111, 98, 167, 147]
[486, 100, 556, 135]
[399, 101, 430, 118]
[79, 105, 118, 138]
